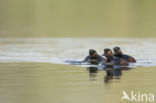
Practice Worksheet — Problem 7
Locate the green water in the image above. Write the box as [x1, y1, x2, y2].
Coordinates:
[0, 0, 156, 103]
[0, 63, 155, 103]
[1, 0, 156, 37]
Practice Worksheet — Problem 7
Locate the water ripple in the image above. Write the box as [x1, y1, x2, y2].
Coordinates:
[0, 38, 156, 67]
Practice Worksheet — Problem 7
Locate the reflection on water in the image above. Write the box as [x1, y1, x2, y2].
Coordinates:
[0, 63, 155, 103]
[87, 65, 132, 83]
[0, 38, 156, 103]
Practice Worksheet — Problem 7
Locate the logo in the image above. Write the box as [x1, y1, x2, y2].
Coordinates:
[121, 91, 154, 102]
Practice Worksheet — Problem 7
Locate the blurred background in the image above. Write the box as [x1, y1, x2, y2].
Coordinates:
[0, 0, 156, 37]
[1, 1, 156, 103]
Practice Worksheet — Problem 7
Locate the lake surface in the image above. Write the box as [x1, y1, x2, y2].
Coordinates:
[0, 38, 156, 103]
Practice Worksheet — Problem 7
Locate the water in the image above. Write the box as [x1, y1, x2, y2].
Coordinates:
[0, 38, 156, 103]
[0, 37, 156, 66]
